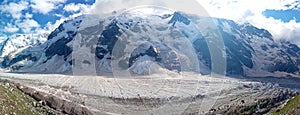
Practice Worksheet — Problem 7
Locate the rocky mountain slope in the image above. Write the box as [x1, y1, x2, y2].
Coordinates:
[0, 34, 47, 58]
[1, 9, 300, 78]
[0, 33, 47, 70]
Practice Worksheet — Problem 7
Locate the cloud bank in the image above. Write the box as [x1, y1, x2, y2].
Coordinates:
[30, 0, 67, 14]
[87, 0, 300, 45]
[196, 0, 300, 45]
[1, 1, 29, 19]
[88, 0, 210, 17]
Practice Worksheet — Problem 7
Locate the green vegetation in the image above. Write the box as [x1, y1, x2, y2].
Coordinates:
[0, 80, 53, 115]
[272, 94, 300, 115]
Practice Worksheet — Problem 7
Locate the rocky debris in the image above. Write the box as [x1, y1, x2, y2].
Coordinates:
[0, 79, 93, 115]
[3, 82, 14, 92]
[108, 94, 207, 111]
[207, 83, 296, 114]
[83, 81, 295, 114]
[0, 79, 53, 115]
[272, 93, 300, 114]
[14, 82, 93, 115]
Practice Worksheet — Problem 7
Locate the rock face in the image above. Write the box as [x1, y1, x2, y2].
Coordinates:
[213, 19, 300, 76]
[2, 10, 300, 77]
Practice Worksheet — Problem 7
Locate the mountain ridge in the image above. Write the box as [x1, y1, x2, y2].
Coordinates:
[1, 11, 300, 78]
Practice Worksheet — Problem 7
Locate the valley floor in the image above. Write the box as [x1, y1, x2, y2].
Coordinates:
[0, 72, 296, 114]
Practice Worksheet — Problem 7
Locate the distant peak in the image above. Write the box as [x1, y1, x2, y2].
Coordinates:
[169, 11, 191, 25]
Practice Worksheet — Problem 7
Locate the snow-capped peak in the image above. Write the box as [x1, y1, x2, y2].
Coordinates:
[0, 33, 48, 58]
[2, 11, 300, 78]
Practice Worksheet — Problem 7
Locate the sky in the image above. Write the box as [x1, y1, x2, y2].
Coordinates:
[0, 0, 95, 36]
[196, 0, 300, 45]
[0, 0, 300, 45]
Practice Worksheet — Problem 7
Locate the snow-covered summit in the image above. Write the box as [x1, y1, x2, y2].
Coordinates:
[0, 34, 47, 58]
[2, 10, 300, 77]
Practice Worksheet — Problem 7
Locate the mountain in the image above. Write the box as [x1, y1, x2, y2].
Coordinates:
[0, 34, 47, 58]
[214, 19, 300, 76]
[0, 34, 47, 70]
[2, 10, 300, 77]
[1, 16, 83, 73]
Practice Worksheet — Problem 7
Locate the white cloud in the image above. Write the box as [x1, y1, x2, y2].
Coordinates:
[87, 0, 300, 45]
[45, 19, 65, 31]
[54, 13, 65, 18]
[88, 0, 210, 17]
[36, 2, 91, 34]
[196, 0, 291, 22]
[25, 13, 33, 19]
[63, 3, 91, 13]
[195, 0, 300, 45]
[31, 0, 66, 14]
[0, 1, 29, 19]
[16, 19, 40, 33]
[3, 23, 19, 33]
[44, 13, 84, 33]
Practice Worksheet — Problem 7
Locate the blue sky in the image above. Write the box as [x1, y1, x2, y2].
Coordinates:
[263, 9, 300, 23]
[263, 0, 300, 23]
[0, 0, 95, 36]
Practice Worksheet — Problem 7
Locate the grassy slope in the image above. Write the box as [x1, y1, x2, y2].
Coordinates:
[272, 94, 300, 114]
[0, 81, 53, 115]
